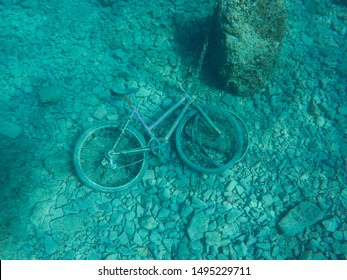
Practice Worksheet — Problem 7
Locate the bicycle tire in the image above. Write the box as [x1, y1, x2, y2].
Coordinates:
[73, 121, 148, 193]
[175, 108, 247, 173]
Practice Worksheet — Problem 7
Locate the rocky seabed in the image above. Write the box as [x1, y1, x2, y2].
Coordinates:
[0, 0, 346, 259]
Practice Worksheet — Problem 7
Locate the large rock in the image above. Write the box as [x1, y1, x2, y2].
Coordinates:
[278, 201, 325, 236]
[210, 0, 286, 96]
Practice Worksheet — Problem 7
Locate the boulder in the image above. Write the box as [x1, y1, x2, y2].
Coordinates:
[210, 0, 286, 96]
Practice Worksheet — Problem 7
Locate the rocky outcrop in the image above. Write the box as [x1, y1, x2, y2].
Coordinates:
[210, 0, 286, 96]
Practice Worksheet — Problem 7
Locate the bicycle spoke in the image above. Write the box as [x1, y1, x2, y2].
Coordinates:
[176, 108, 246, 173]
[74, 122, 148, 192]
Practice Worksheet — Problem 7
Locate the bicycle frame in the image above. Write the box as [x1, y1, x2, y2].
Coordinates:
[112, 92, 221, 154]
[125, 94, 193, 139]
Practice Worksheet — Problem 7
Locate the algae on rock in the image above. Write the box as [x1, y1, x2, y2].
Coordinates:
[210, 0, 286, 96]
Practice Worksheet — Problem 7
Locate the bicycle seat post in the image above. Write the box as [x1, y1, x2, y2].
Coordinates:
[124, 95, 133, 106]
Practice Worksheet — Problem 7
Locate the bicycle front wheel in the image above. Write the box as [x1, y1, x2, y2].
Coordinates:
[73, 122, 148, 193]
[176, 108, 247, 173]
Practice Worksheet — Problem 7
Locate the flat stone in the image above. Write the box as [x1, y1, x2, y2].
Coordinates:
[187, 211, 209, 241]
[177, 237, 194, 259]
[125, 211, 136, 220]
[44, 235, 57, 255]
[124, 220, 135, 236]
[191, 196, 208, 209]
[118, 232, 129, 245]
[133, 233, 143, 246]
[226, 209, 243, 223]
[149, 230, 161, 245]
[50, 212, 92, 234]
[162, 238, 173, 251]
[223, 223, 242, 239]
[158, 188, 171, 201]
[332, 242, 347, 255]
[93, 105, 108, 119]
[139, 215, 158, 230]
[236, 185, 245, 195]
[180, 204, 194, 219]
[262, 194, 274, 207]
[0, 121, 22, 138]
[234, 241, 248, 257]
[278, 201, 325, 236]
[322, 217, 340, 232]
[109, 231, 117, 241]
[205, 231, 222, 247]
[332, 231, 344, 241]
[157, 208, 170, 219]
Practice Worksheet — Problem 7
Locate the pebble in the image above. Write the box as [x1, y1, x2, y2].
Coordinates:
[158, 189, 171, 201]
[44, 235, 57, 256]
[93, 105, 108, 119]
[223, 224, 242, 239]
[109, 231, 118, 241]
[162, 238, 173, 251]
[322, 217, 340, 232]
[236, 185, 245, 195]
[125, 211, 136, 220]
[139, 215, 158, 230]
[124, 220, 135, 236]
[149, 230, 162, 245]
[257, 214, 268, 224]
[187, 211, 209, 242]
[226, 209, 243, 223]
[190, 240, 204, 252]
[208, 220, 217, 231]
[262, 194, 274, 207]
[157, 208, 170, 219]
[315, 116, 325, 127]
[110, 212, 123, 224]
[332, 231, 344, 241]
[233, 241, 248, 257]
[205, 231, 222, 247]
[191, 196, 208, 209]
[332, 242, 347, 255]
[118, 232, 129, 245]
[0, 121, 23, 139]
[180, 204, 194, 219]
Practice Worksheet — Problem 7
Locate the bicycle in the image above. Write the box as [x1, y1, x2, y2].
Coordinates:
[73, 88, 249, 193]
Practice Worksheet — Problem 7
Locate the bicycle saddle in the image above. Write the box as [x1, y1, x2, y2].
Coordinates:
[110, 87, 139, 96]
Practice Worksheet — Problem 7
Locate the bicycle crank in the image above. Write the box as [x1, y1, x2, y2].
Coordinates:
[149, 138, 170, 162]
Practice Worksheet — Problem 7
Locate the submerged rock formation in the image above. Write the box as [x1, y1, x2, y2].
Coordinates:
[210, 0, 286, 96]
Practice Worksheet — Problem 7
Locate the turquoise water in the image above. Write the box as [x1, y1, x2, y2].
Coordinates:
[0, 0, 346, 260]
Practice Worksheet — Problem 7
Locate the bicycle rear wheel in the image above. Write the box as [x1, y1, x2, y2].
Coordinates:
[73, 122, 148, 193]
[176, 108, 247, 173]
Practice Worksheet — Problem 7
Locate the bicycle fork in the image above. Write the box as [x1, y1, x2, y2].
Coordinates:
[103, 108, 148, 170]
